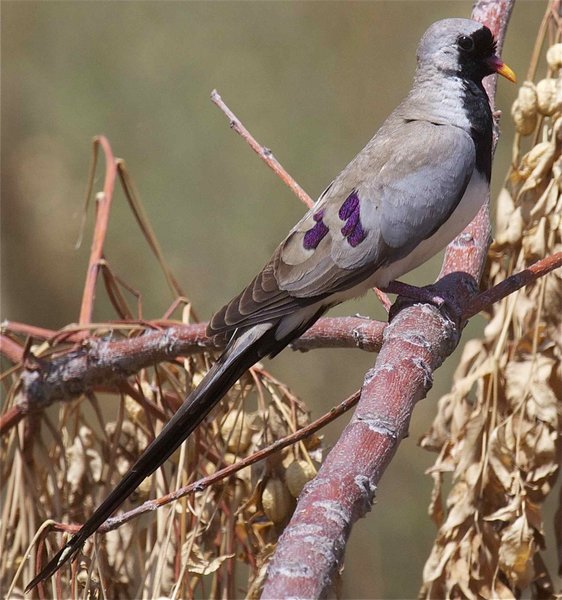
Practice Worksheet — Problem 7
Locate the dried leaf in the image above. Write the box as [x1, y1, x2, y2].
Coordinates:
[498, 515, 535, 587]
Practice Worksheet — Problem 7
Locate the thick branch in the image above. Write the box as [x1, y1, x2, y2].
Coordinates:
[264, 303, 460, 598]
[10, 317, 384, 417]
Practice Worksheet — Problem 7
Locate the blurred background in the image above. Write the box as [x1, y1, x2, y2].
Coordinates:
[2, 2, 547, 597]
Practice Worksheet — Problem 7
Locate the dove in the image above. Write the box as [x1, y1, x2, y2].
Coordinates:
[26, 17, 515, 592]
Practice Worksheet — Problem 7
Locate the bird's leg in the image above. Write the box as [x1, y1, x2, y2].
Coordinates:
[381, 280, 463, 323]
[382, 280, 449, 307]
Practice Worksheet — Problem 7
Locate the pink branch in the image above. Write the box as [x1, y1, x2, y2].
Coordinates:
[9, 318, 384, 420]
[264, 304, 457, 597]
[78, 136, 118, 328]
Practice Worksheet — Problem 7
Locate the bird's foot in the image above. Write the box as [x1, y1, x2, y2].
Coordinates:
[382, 280, 463, 323]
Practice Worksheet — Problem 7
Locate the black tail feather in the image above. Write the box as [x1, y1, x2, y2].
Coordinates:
[26, 324, 282, 593]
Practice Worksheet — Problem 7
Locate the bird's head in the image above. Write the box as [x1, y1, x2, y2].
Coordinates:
[417, 18, 516, 84]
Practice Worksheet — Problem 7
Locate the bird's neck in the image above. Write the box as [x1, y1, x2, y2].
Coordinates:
[406, 70, 490, 129]
[402, 70, 493, 179]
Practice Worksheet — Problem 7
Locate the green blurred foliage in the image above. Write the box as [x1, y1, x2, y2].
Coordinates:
[1, 2, 543, 597]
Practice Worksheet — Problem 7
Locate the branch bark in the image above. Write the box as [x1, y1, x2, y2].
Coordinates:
[5, 317, 384, 420]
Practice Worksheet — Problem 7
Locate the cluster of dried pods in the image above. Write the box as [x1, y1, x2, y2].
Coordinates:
[420, 33, 562, 600]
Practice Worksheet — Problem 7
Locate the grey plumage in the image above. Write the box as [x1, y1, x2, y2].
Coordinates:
[26, 18, 514, 592]
[210, 18, 508, 341]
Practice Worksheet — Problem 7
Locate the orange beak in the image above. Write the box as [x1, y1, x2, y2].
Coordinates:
[486, 55, 517, 83]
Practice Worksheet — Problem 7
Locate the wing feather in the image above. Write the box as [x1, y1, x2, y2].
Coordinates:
[208, 118, 477, 340]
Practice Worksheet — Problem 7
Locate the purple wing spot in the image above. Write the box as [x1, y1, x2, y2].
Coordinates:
[339, 191, 366, 247]
[303, 210, 329, 250]
[339, 192, 359, 219]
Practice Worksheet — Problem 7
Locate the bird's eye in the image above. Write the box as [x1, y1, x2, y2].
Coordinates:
[458, 35, 475, 52]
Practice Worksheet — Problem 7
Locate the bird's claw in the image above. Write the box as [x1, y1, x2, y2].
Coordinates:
[383, 281, 463, 324]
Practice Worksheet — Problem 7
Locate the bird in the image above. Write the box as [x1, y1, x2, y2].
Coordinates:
[26, 17, 515, 592]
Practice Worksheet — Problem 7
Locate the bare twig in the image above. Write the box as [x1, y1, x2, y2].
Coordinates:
[463, 251, 562, 319]
[79, 136, 118, 328]
[373, 287, 392, 312]
[0, 406, 25, 436]
[211, 90, 314, 209]
[0, 334, 24, 363]
[1, 322, 87, 345]
[116, 161, 188, 301]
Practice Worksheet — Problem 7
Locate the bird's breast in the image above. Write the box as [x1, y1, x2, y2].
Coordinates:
[370, 169, 488, 288]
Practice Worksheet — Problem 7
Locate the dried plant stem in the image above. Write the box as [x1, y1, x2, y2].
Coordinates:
[79, 136, 117, 328]
[0, 334, 24, 363]
[116, 162, 187, 301]
[100, 390, 359, 534]
[210, 90, 314, 209]
[526, 0, 556, 82]
[0, 406, 24, 436]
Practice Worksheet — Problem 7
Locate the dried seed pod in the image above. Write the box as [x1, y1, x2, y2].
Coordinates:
[261, 477, 293, 524]
[495, 188, 515, 236]
[221, 411, 252, 452]
[231, 477, 249, 508]
[524, 217, 548, 260]
[517, 81, 538, 117]
[223, 452, 238, 465]
[124, 382, 152, 425]
[536, 78, 561, 116]
[191, 371, 205, 388]
[76, 559, 99, 586]
[546, 43, 562, 71]
[286, 459, 317, 498]
[137, 473, 154, 497]
[504, 207, 525, 246]
[511, 99, 538, 135]
[519, 141, 555, 179]
[75, 570, 89, 588]
[496, 198, 524, 247]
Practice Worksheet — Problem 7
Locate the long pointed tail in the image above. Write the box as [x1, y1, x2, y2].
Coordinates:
[26, 323, 276, 592]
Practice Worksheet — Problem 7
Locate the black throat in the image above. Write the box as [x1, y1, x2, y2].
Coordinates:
[461, 78, 493, 182]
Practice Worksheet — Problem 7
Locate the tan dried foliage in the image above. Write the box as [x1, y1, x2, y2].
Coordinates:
[420, 17, 562, 600]
[1, 332, 322, 598]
